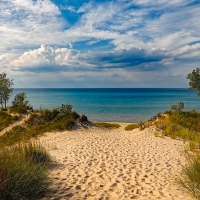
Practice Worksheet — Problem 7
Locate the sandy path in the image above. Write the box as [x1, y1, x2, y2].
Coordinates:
[40, 123, 194, 200]
[0, 113, 31, 137]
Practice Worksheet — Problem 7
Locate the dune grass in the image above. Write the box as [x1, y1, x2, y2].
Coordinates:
[0, 105, 79, 147]
[93, 122, 120, 129]
[0, 142, 51, 200]
[0, 111, 19, 132]
[177, 153, 200, 200]
[154, 110, 200, 150]
[9, 105, 29, 114]
[125, 123, 140, 131]
[153, 108, 200, 199]
[0, 104, 79, 199]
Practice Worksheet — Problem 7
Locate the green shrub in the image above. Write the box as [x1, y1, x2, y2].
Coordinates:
[0, 142, 51, 200]
[9, 106, 28, 114]
[42, 108, 59, 121]
[125, 123, 140, 131]
[59, 104, 72, 116]
[93, 122, 120, 129]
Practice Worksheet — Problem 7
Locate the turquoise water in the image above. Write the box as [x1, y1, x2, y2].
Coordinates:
[11, 88, 200, 122]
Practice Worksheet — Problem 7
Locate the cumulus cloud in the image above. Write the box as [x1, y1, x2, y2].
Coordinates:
[11, 45, 81, 72]
[1, 0, 200, 87]
[10, 45, 171, 73]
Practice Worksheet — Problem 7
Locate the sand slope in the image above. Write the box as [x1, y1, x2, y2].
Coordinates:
[40, 123, 194, 200]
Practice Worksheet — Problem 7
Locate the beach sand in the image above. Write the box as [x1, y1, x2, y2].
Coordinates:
[40, 123, 194, 200]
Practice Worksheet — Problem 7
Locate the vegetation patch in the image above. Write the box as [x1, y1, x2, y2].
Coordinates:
[153, 109, 200, 147]
[177, 153, 200, 200]
[0, 104, 79, 147]
[0, 111, 18, 131]
[150, 101, 200, 199]
[125, 123, 140, 131]
[93, 122, 120, 129]
[0, 142, 51, 200]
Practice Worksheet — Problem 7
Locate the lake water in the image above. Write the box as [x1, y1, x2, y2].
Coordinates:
[10, 88, 200, 122]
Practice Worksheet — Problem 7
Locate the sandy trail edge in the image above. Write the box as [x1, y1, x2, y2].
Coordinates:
[39, 123, 194, 200]
[0, 113, 31, 137]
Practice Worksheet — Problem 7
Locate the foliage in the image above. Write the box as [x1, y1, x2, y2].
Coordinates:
[12, 92, 29, 107]
[155, 109, 200, 144]
[0, 142, 51, 200]
[9, 106, 28, 114]
[186, 67, 200, 96]
[23, 141, 52, 165]
[0, 105, 78, 146]
[93, 122, 120, 129]
[171, 101, 184, 112]
[125, 123, 140, 131]
[0, 110, 18, 131]
[10, 92, 33, 113]
[0, 73, 13, 108]
[177, 153, 200, 199]
[59, 104, 73, 116]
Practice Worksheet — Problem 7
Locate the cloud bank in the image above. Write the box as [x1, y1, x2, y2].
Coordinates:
[0, 0, 199, 87]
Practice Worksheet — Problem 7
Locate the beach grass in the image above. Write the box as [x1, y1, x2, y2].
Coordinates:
[0, 105, 79, 147]
[0, 142, 51, 200]
[125, 123, 140, 131]
[93, 122, 120, 129]
[152, 108, 200, 199]
[154, 110, 200, 147]
[177, 153, 200, 200]
[0, 110, 19, 131]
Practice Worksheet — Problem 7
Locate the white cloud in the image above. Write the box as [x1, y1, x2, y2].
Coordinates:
[60, 5, 77, 12]
[87, 40, 100, 45]
[129, 0, 193, 7]
[11, 45, 81, 70]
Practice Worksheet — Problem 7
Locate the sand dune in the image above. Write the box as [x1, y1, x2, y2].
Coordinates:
[40, 123, 194, 200]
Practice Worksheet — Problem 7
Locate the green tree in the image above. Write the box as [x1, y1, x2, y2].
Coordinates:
[0, 73, 14, 109]
[186, 67, 200, 96]
[171, 101, 184, 112]
[12, 92, 29, 107]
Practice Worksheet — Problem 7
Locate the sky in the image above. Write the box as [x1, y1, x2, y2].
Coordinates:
[0, 0, 200, 88]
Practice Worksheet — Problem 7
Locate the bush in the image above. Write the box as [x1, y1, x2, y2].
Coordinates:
[0, 142, 51, 200]
[9, 106, 28, 114]
[43, 108, 59, 121]
[125, 123, 140, 131]
[59, 104, 72, 116]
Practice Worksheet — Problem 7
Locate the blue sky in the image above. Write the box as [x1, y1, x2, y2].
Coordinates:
[0, 0, 200, 88]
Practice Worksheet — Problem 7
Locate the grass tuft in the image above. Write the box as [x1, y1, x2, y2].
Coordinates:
[125, 123, 140, 131]
[0, 111, 19, 131]
[93, 122, 120, 129]
[0, 142, 51, 200]
[177, 153, 200, 199]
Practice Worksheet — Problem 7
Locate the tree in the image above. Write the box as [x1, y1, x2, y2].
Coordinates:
[0, 73, 13, 109]
[186, 68, 200, 96]
[12, 92, 29, 107]
[171, 101, 184, 112]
